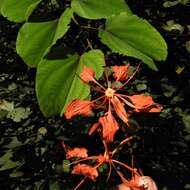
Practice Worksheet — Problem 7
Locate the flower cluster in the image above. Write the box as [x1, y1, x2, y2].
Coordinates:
[63, 64, 161, 190]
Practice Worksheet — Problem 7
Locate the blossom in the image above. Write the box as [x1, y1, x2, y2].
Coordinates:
[64, 99, 93, 119]
[72, 164, 98, 181]
[64, 65, 161, 142]
[66, 147, 88, 159]
[113, 64, 130, 81]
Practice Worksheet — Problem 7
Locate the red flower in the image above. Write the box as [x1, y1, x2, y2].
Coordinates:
[64, 65, 161, 142]
[113, 64, 130, 81]
[72, 164, 98, 181]
[66, 147, 88, 159]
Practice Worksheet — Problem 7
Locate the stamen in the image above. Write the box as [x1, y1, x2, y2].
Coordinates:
[105, 88, 115, 98]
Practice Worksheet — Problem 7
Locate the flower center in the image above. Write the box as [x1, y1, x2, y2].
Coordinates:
[105, 88, 115, 98]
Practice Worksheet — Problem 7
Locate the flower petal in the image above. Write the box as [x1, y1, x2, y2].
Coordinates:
[99, 111, 119, 143]
[64, 99, 93, 119]
[72, 164, 98, 181]
[80, 65, 95, 83]
[127, 94, 162, 112]
[66, 147, 88, 159]
[88, 122, 100, 136]
[113, 65, 130, 82]
[111, 96, 130, 126]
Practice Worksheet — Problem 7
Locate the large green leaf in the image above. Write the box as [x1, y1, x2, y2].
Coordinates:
[16, 8, 73, 67]
[36, 50, 105, 117]
[0, 0, 43, 22]
[71, 0, 132, 19]
[99, 13, 168, 70]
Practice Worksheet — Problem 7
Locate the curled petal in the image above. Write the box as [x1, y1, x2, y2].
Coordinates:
[66, 147, 88, 159]
[88, 122, 100, 136]
[127, 94, 162, 112]
[111, 96, 130, 126]
[72, 164, 98, 181]
[119, 174, 158, 190]
[64, 99, 93, 119]
[113, 65, 130, 82]
[99, 111, 119, 143]
[80, 65, 95, 83]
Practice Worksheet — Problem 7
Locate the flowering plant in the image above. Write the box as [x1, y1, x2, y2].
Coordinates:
[63, 64, 161, 189]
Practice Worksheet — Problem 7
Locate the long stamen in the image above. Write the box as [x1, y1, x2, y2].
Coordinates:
[73, 177, 87, 190]
[106, 161, 112, 182]
[91, 95, 106, 104]
[104, 67, 110, 88]
[112, 159, 140, 176]
[115, 63, 141, 92]
[69, 156, 99, 166]
[111, 136, 135, 157]
[111, 162, 130, 185]
[115, 94, 136, 108]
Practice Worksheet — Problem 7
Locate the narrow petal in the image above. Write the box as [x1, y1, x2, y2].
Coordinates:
[72, 164, 98, 181]
[64, 99, 93, 119]
[127, 94, 162, 112]
[66, 147, 88, 159]
[113, 65, 130, 82]
[111, 96, 130, 126]
[88, 122, 100, 136]
[99, 111, 119, 143]
[80, 65, 95, 83]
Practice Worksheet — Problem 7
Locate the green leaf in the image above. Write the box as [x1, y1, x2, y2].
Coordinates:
[99, 13, 168, 70]
[71, 0, 132, 19]
[36, 50, 105, 117]
[16, 8, 73, 67]
[0, 152, 22, 171]
[0, 0, 43, 22]
[62, 160, 70, 173]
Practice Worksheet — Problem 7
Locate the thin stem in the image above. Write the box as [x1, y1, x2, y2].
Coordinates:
[115, 63, 141, 92]
[80, 25, 100, 31]
[111, 136, 135, 157]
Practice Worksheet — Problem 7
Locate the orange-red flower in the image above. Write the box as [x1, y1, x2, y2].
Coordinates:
[66, 147, 88, 159]
[113, 64, 130, 81]
[72, 164, 98, 181]
[64, 65, 161, 142]
[65, 99, 93, 119]
[99, 111, 119, 143]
